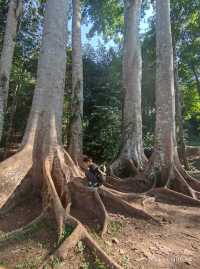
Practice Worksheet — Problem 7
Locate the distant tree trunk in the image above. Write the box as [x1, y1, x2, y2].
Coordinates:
[3, 83, 19, 158]
[174, 73, 189, 170]
[110, 0, 147, 177]
[191, 64, 200, 97]
[68, 0, 83, 163]
[0, 0, 23, 143]
[172, 34, 189, 170]
[146, 0, 200, 200]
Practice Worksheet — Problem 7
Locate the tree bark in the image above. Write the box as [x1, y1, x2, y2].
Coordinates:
[146, 0, 200, 201]
[0, 0, 72, 210]
[0, 0, 23, 143]
[68, 0, 83, 163]
[110, 0, 146, 177]
[149, 0, 177, 185]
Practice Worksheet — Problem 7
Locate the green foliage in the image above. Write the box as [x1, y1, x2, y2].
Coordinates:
[61, 225, 73, 239]
[141, 21, 156, 138]
[56, 225, 73, 248]
[83, 45, 121, 163]
[170, 0, 200, 144]
[143, 133, 154, 151]
[82, 0, 123, 41]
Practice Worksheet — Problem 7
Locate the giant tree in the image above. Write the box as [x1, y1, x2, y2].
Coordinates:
[110, 0, 147, 177]
[68, 0, 83, 163]
[147, 0, 200, 200]
[0, 0, 23, 142]
[0, 1, 155, 267]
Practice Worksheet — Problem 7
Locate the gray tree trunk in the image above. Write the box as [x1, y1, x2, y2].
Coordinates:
[135, 0, 200, 199]
[22, 0, 68, 148]
[68, 0, 83, 163]
[110, 0, 146, 177]
[0, 0, 23, 143]
[0, 0, 69, 208]
[150, 0, 178, 184]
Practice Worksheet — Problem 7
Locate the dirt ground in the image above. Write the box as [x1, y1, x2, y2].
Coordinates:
[0, 159, 200, 269]
[0, 189, 200, 269]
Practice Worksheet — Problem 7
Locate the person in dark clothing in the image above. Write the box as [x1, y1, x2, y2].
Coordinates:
[82, 155, 106, 187]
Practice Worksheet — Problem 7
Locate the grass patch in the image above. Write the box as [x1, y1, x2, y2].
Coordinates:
[44, 257, 61, 269]
[108, 220, 123, 236]
[78, 243, 109, 269]
[15, 257, 42, 269]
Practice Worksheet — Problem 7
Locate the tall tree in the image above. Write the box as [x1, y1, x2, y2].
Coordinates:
[110, 0, 146, 177]
[147, 0, 200, 200]
[0, 0, 76, 217]
[68, 0, 83, 163]
[0, 0, 23, 142]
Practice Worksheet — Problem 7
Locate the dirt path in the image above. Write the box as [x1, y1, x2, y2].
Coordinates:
[102, 201, 200, 268]
[0, 191, 200, 269]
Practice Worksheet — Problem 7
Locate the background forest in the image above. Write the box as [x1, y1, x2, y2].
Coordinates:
[0, 0, 199, 164]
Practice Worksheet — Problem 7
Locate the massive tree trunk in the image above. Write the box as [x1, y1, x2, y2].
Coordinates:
[110, 0, 147, 177]
[146, 0, 200, 200]
[68, 0, 83, 163]
[0, 0, 23, 143]
[0, 1, 156, 267]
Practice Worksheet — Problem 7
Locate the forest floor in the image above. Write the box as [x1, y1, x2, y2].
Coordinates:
[0, 158, 200, 269]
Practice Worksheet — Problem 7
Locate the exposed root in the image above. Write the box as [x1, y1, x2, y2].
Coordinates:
[0, 176, 33, 215]
[162, 163, 200, 201]
[69, 180, 109, 236]
[93, 190, 109, 237]
[40, 214, 122, 269]
[102, 185, 147, 202]
[83, 231, 122, 269]
[105, 175, 150, 193]
[0, 146, 33, 209]
[178, 164, 200, 192]
[6, 144, 198, 268]
[149, 188, 200, 207]
[99, 187, 160, 225]
[109, 157, 140, 178]
[0, 212, 45, 245]
[56, 224, 83, 259]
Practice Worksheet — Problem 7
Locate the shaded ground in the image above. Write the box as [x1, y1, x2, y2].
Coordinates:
[0, 189, 200, 269]
[0, 150, 199, 269]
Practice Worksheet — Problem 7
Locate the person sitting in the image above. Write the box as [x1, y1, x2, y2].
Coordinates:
[82, 155, 106, 187]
